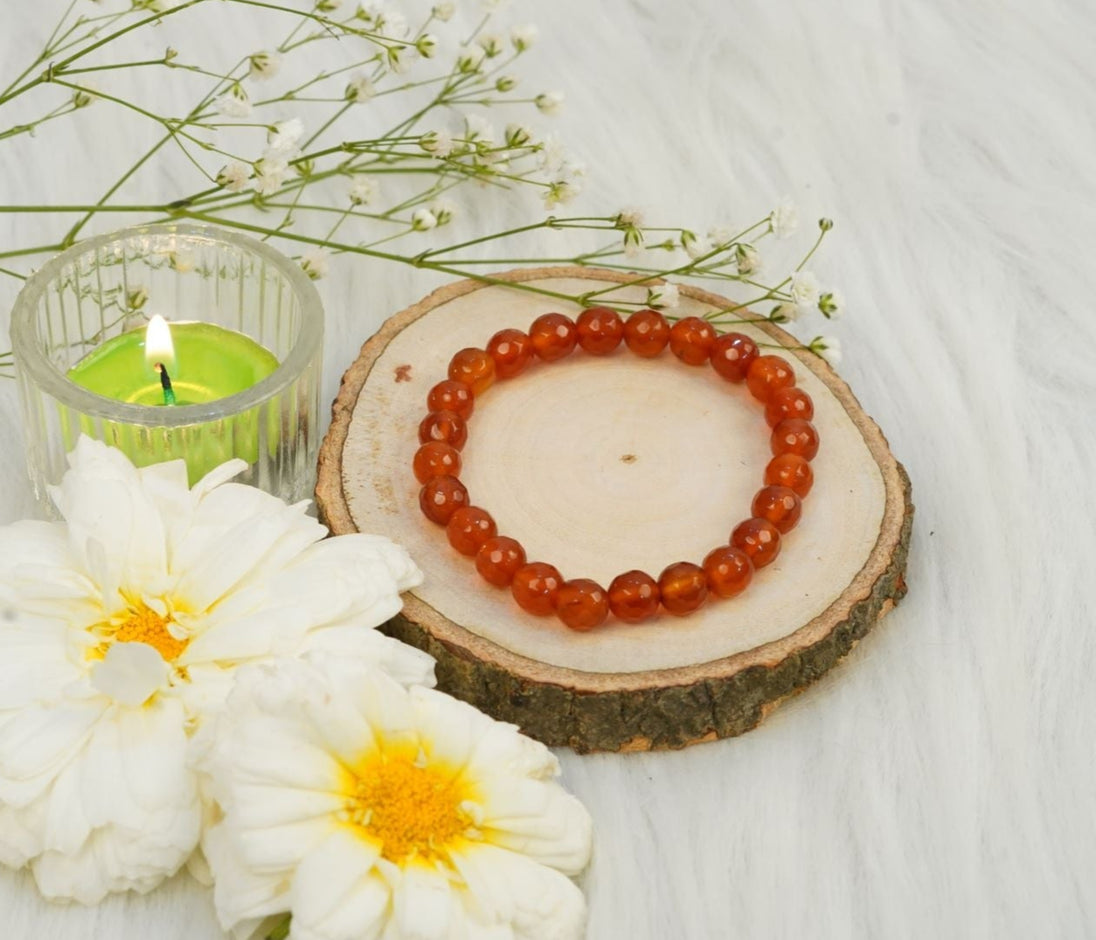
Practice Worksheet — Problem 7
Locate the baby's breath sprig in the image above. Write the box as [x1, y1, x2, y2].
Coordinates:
[0, 0, 843, 369]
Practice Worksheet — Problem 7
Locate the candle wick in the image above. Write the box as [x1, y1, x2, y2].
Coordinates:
[156, 363, 177, 406]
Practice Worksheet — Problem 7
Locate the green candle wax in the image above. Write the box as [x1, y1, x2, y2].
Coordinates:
[64, 322, 280, 484]
[68, 322, 278, 404]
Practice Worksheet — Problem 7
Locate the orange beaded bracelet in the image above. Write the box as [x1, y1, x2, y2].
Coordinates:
[415, 306, 819, 631]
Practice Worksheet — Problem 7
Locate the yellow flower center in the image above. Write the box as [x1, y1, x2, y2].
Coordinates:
[348, 754, 471, 864]
[89, 598, 189, 663]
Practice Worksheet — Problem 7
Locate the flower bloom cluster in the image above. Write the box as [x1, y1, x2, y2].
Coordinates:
[0, 440, 593, 938]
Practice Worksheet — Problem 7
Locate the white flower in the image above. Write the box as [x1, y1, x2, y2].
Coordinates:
[432, 1, 455, 21]
[386, 44, 411, 74]
[200, 656, 592, 940]
[544, 179, 580, 209]
[495, 73, 518, 92]
[431, 198, 457, 225]
[265, 118, 305, 158]
[464, 113, 497, 148]
[72, 81, 99, 108]
[248, 51, 281, 81]
[457, 44, 486, 73]
[789, 270, 821, 310]
[707, 224, 734, 248]
[535, 91, 564, 115]
[300, 248, 330, 280]
[376, 8, 408, 38]
[810, 335, 842, 366]
[769, 200, 798, 239]
[419, 129, 454, 157]
[215, 161, 251, 193]
[616, 207, 645, 228]
[681, 230, 712, 260]
[505, 123, 533, 147]
[416, 33, 439, 57]
[646, 281, 680, 310]
[769, 302, 799, 323]
[511, 24, 537, 51]
[343, 71, 375, 104]
[735, 242, 761, 275]
[348, 175, 378, 206]
[252, 158, 290, 196]
[536, 134, 567, 173]
[479, 33, 504, 57]
[411, 208, 438, 231]
[0, 439, 433, 904]
[818, 289, 844, 319]
[214, 85, 251, 118]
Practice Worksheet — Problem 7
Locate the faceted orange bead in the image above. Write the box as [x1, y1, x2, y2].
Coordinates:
[511, 562, 563, 616]
[426, 380, 474, 420]
[475, 536, 527, 587]
[607, 570, 660, 624]
[702, 545, 753, 598]
[555, 579, 609, 631]
[658, 562, 709, 615]
[764, 387, 814, 428]
[764, 453, 814, 498]
[668, 316, 716, 366]
[576, 307, 624, 355]
[709, 332, 759, 383]
[746, 355, 796, 403]
[446, 506, 497, 556]
[412, 441, 461, 483]
[418, 410, 468, 450]
[486, 328, 533, 379]
[419, 475, 469, 525]
[771, 418, 820, 461]
[730, 518, 781, 569]
[751, 485, 803, 534]
[448, 347, 496, 395]
[623, 309, 670, 357]
[529, 313, 577, 362]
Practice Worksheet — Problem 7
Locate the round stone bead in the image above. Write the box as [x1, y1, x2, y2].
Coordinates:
[764, 387, 814, 427]
[668, 317, 716, 366]
[764, 453, 814, 498]
[709, 332, 759, 383]
[730, 518, 782, 569]
[446, 506, 497, 556]
[418, 410, 468, 450]
[576, 307, 624, 355]
[412, 441, 461, 483]
[529, 313, 578, 362]
[771, 418, 820, 461]
[751, 485, 803, 534]
[623, 309, 670, 357]
[702, 545, 753, 598]
[511, 562, 563, 616]
[448, 347, 496, 395]
[658, 561, 709, 615]
[607, 570, 660, 623]
[486, 328, 533, 379]
[746, 355, 796, 403]
[419, 475, 469, 525]
[426, 380, 474, 420]
[475, 536, 527, 587]
[555, 579, 609, 631]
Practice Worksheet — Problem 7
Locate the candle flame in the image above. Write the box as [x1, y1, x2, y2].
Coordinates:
[145, 315, 176, 371]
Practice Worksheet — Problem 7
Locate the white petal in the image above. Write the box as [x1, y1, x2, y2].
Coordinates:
[477, 778, 593, 875]
[0, 701, 104, 805]
[289, 829, 387, 940]
[300, 628, 435, 691]
[449, 844, 587, 939]
[89, 643, 169, 706]
[390, 861, 452, 939]
[205, 820, 295, 932]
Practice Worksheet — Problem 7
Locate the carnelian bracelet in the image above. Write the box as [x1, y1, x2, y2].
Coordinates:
[414, 306, 819, 631]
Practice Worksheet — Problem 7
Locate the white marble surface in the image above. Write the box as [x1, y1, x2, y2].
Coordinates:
[2, 0, 1095, 937]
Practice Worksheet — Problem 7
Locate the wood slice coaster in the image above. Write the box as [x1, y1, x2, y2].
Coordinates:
[316, 267, 913, 753]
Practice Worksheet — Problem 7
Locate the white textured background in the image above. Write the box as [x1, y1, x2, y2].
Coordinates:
[2, 0, 1095, 937]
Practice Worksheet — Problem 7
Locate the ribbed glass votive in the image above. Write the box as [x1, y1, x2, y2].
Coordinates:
[10, 222, 323, 512]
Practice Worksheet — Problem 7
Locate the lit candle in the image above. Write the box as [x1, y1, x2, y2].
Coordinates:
[65, 316, 279, 481]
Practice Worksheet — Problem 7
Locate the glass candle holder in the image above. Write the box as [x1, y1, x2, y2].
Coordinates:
[10, 222, 323, 513]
